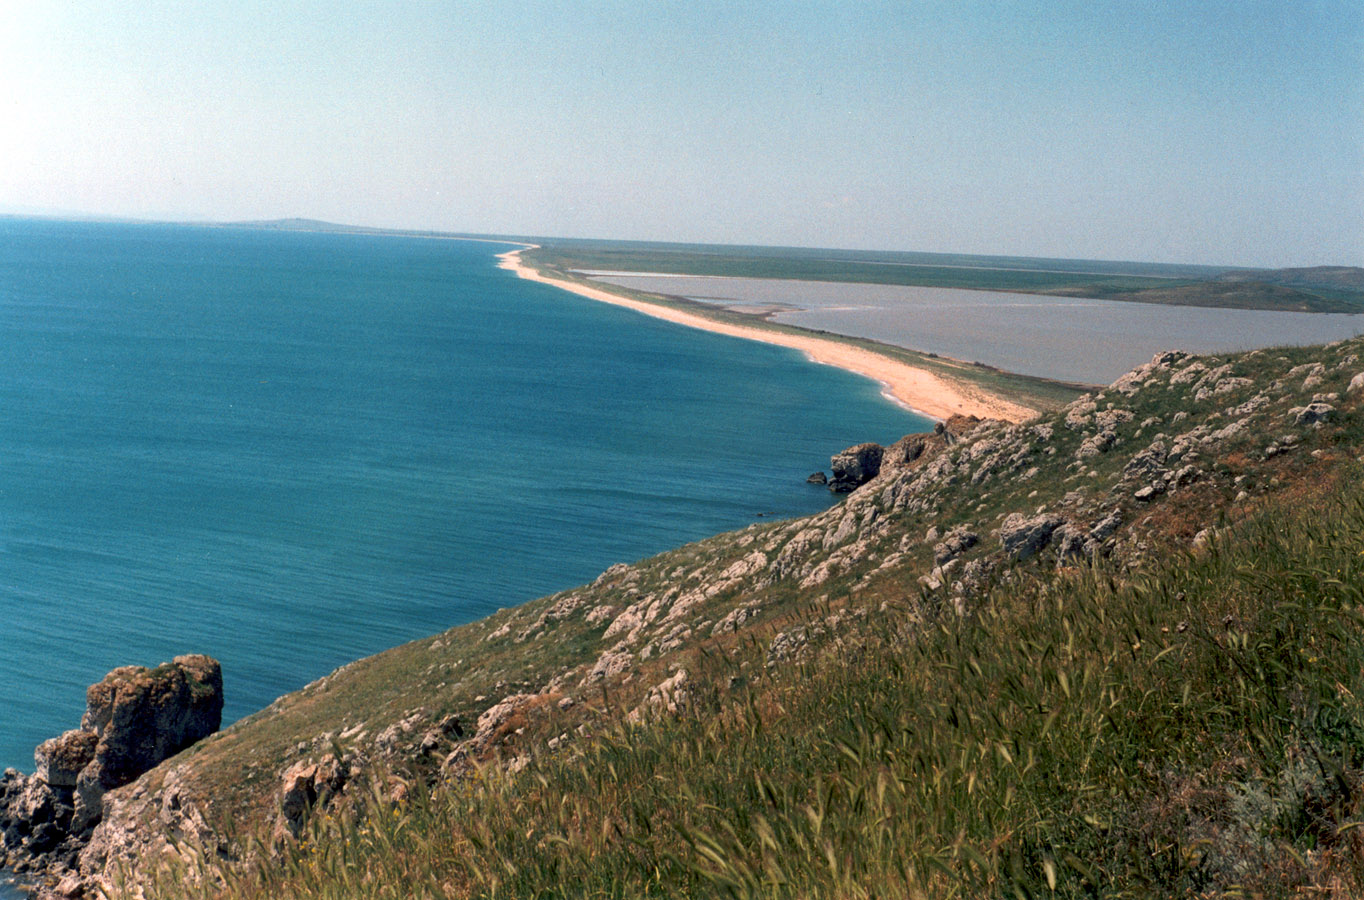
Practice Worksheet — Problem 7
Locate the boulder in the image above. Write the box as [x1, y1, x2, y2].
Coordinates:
[1094, 408, 1135, 430]
[276, 763, 320, 840]
[828, 443, 884, 492]
[1088, 511, 1122, 543]
[1290, 402, 1334, 426]
[628, 670, 690, 722]
[1064, 399, 1097, 430]
[999, 513, 1064, 560]
[80, 656, 222, 784]
[9, 775, 58, 830]
[582, 648, 633, 685]
[879, 435, 927, 476]
[275, 754, 346, 840]
[2, 657, 223, 886]
[933, 527, 979, 566]
[1109, 370, 1147, 397]
[1151, 350, 1187, 367]
[940, 415, 981, 444]
[805, 471, 827, 485]
[1076, 430, 1117, 459]
[766, 624, 823, 666]
[1124, 440, 1168, 480]
[1134, 480, 1168, 501]
[1052, 523, 1093, 561]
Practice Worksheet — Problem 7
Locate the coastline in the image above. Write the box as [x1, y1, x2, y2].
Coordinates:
[497, 248, 1040, 423]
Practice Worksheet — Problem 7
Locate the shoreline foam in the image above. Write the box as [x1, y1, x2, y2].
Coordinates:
[497, 248, 1038, 423]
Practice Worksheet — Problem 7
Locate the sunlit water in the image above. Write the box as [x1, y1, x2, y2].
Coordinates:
[0, 220, 924, 781]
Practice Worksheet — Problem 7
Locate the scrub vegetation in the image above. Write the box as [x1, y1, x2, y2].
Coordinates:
[154, 489, 1364, 899]
[79, 334, 1364, 899]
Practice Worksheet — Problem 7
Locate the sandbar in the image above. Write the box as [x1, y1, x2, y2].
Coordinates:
[497, 248, 1038, 423]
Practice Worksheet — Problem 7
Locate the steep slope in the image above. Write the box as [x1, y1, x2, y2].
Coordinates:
[10, 336, 1364, 897]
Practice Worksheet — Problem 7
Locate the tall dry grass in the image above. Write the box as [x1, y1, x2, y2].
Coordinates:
[140, 487, 1364, 899]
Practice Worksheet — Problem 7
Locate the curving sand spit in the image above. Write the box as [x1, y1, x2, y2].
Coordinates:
[497, 248, 1038, 423]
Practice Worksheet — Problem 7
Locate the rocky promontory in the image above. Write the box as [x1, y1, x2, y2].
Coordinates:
[8, 336, 1364, 898]
[1, 655, 222, 896]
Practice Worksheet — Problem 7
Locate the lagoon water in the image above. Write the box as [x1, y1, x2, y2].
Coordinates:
[0, 220, 925, 776]
[591, 274, 1364, 385]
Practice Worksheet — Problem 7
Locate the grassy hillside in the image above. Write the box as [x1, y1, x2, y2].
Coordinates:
[29, 335, 1364, 899]
[157, 476, 1364, 899]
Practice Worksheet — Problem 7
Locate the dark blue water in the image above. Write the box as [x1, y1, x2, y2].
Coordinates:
[0, 219, 924, 773]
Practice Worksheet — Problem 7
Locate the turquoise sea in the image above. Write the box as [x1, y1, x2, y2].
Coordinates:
[0, 219, 924, 775]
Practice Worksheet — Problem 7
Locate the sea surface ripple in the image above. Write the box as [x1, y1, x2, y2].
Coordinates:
[0, 219, 923, 773]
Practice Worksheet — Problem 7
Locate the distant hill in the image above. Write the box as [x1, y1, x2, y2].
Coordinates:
[228, 217, 376, 233]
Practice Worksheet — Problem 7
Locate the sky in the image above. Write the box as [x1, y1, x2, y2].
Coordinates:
[0, 1, 1359, 267]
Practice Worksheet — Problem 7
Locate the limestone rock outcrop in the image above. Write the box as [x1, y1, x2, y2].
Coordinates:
[34, 732, 97, 790]
[828, 442, 884, 492]
[999, 513, 1065, 560]
[276, 755, 347, 841]
[933, 526, 979, 566]
[1290, 401, 1334, 426]
[0, 655, 223, 890]
[74, 654, 223, 830]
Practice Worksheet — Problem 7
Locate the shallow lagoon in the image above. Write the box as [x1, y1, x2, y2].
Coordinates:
[590, 274, 1364, 385]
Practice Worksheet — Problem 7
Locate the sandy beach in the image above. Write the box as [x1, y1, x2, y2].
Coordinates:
[497, 248, 1039, 423]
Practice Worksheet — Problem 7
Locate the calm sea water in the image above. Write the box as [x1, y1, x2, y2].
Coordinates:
[0, 219, 923, 775]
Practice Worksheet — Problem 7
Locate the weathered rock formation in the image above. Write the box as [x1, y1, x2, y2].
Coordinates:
[0, 655, 222, 893]
[999, 513, 1065, 560]
[75, 654, 223, 831]
[828, 442, 884, 492]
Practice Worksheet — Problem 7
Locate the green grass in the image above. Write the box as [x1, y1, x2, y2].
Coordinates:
[1094, 282, 1364, 313]
[86, 336, 1364, 899]
[146, 472, 1364, 899]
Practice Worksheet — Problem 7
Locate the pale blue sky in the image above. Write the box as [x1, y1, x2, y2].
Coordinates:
[0, 1, 1359, 266]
